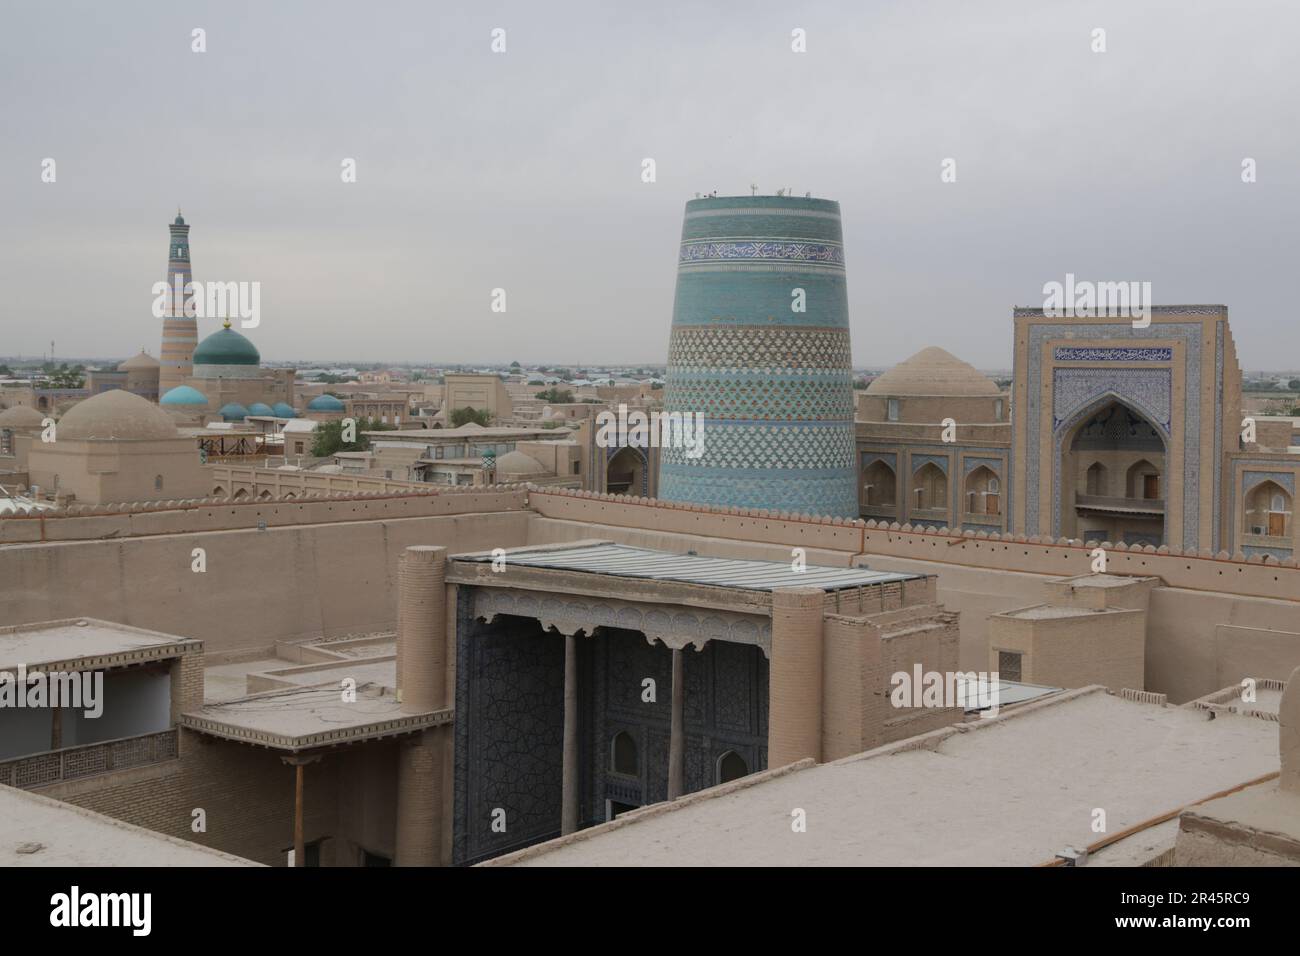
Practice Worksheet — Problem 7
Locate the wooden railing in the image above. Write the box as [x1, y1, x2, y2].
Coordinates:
[1075, 493, 1165, 513]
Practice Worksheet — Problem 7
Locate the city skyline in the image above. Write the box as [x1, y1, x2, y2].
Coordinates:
[4, 0, 1300, 368]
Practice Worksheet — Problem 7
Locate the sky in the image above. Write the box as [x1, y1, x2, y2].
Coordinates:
[3, 0, 1299, 370]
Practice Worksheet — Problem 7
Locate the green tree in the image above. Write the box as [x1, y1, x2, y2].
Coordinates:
[536, 387, 574, 404]
[43, 363, 85, 388]
[310, 417, 394, 457]
[450, 406, 492, 427]
[1288, 379, 1300, 390]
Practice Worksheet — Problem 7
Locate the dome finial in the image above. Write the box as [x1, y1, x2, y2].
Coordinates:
[222, 317, 232, 330]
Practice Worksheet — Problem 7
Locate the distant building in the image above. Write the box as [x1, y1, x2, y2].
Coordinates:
[85, 351, 161, 402]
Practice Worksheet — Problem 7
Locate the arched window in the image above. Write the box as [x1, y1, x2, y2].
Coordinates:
[154, 475, 164, 491]
[861, 458, 896, 509]
[912, 462, 947, 512]
[1126, 459, 1161, 499]
[610, 731, 638, 776]
[1245, 481, 1292, 538]
[964, 465, 1000, 516]
[717, 751, 748, 784]
[1085, 462, 1107, 496]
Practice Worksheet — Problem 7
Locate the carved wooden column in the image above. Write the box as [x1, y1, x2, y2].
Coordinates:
[667, 647, 685, 800]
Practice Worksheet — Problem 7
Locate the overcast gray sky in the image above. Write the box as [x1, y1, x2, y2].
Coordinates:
[3, 0, 1298, 370]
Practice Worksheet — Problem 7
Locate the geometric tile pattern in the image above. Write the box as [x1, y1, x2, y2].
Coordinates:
[662, 421, 855, 470]
[1021, 319, 1213, 551]
[664, 369, 854, 421]
[667, 326, 852, 372]
[658, 196, 857, 517]
[1052, 367, 1172, 433]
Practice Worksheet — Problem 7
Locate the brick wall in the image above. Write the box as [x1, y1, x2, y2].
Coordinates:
[35, 731, 399, 866]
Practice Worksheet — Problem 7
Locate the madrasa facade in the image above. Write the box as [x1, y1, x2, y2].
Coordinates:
[855, 307, 1297, 562]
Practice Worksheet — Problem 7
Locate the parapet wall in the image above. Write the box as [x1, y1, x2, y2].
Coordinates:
[0, 486, 528, 544]
[206, 464, 433, 497]
[526, 488, 1300, 603]
[0, 488, 531, 654]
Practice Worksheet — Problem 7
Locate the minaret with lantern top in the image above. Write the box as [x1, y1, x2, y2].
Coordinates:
[158, 209, 197, 395]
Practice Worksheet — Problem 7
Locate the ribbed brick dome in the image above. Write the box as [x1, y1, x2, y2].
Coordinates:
[866, 347, 998, 397]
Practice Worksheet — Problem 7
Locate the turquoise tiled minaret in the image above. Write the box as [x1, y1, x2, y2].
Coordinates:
[658, 195, 857, 517]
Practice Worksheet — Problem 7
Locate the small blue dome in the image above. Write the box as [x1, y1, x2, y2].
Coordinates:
[307, 394, 345, 412]
[160, 385, 208, 407]
[220, 402, 249, 421]
[247, 402, 275, 417]
[272, 402, 297, 418]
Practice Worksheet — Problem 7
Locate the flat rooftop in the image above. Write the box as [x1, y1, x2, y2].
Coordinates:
[491, 687, 1280, 867]
[998, 604, 1111, 620]
[203, 635, 396, 703]
[453, 542, 922, 593]
[1063, 573, 1150, 590]
[0, 784, 257, 867]
[183, 683, 449, 753]
[0, 618, 197, 672]
[367, 425, 556, 440]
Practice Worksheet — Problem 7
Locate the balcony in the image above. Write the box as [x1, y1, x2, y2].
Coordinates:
[1074, 493, 1164, 516]
[0, 729, 178, 790]
[1241, 532, 1293, 551]
[860, 503, 898, 520]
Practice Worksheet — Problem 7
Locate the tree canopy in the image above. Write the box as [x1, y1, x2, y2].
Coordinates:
[310, 417, 395, 457]
[450, 406, 492, 427]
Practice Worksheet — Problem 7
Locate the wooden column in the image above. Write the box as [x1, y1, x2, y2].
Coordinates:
[281, 754, 321, 867]
[561, 633, 579, 835]
[293, 762, 305, 867]
[667, 647, 685, 800]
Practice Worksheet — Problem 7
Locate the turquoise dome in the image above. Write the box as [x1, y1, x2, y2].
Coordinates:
[307, 394, 345, 412]
[272, 402, 297, 418]
[247, 402, 274, 416]
[193, 326, 261, 367]
[220, 402, 249, 421]
[160, 385, 208, 407]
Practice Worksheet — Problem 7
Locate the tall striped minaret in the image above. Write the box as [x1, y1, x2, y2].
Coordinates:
[158, 209, 197, 396]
